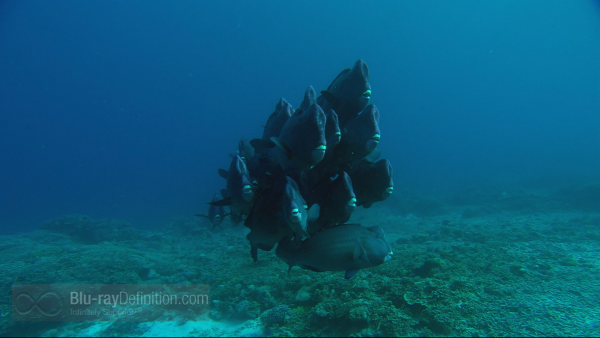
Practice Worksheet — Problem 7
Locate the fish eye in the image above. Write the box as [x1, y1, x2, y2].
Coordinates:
[303, 204, 308, 210]
[348, 198, 357, 207]
[315, 145, 326, 151]
[291, 208, 299, 215]
[252, 180, 259, 187]
[386, 187, 393, 194]
[371, 134, 380, 143]
[243, 185, 252, 193]
[362, 90, 371, 98]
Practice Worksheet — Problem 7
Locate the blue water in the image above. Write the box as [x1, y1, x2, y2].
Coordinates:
[1, 0, 597, 234]
[1, 2, 599, 336]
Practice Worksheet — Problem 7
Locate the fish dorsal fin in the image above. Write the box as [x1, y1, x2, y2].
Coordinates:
[218, 169, 229, 179]
[270, 136, 293, 159]
[345, 269, 360, 279]
[300, 264, 325, 272]
[365, 148, 381, 162]
[320, 90, 341, 108]
[208, 196, 232, 206]
[307, 204, 320, 222]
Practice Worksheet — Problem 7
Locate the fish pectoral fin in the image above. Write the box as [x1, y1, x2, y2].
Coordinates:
[345, 269, 360, 279]
[250, 244, 258, 262]
[307, 204, 320, 222]
[270, 137, 293, 159]
[300, 264, 325, 272]
[320, 90, 341, 108]
[208, 197, 233, 206]
[218, 169, 229, 179]
[257, 243, 275, 251]
[250, 138, 275, 153]
[353, 239, 368, 261]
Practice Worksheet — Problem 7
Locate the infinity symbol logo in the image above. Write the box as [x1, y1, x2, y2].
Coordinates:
[14, 291, 63, 317]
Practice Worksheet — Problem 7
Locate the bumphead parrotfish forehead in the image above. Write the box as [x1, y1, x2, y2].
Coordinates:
[282, 176, 309, 238]
[335, 104, 380, 164]
[229, 154, 253, 202]
[238, 137, 255, 161]
[262, 98, 293, 141]
[271, 103, 327, 170]
[351, 158, 394, 208]
[318, 59, 371, 125]
[299, 85, 317, 112]
[324, 109, 341, 149]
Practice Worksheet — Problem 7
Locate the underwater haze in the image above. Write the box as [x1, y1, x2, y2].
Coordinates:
[1, 0, 597, 234]
[0, 1, 599, 337]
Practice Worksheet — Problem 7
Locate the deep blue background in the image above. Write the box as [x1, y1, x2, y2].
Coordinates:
[1, 1, 598, 234]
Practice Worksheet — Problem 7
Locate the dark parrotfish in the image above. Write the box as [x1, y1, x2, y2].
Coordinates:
[305, 171, 356, 235]
[276, 224, 393, 279]
[324, 109, 341, 150]
[244, 176, 318, 261]
[308, 109, 341, 181]
[251, 98, 294, 154]
[270, 103, 327, 171]
[299, 85, 317, 111]
[196, 192, 228, 230]
[281, 176, 319, 243]
[334, 104, 381, 172]
[350, 158, 393, 208]
[244, 179, 292, 262]
[317, 59, 371, 126]
[210, 155, 255, 222]
[237, 137, 255, 163]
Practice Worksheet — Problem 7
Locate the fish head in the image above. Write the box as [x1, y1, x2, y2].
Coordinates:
[299, 85, 317, 111]
[241, 177, 254, 203]
[283, 176, 309, 238]
[238, 137, 255, 162]
[277, 103, 327, 169]
[373, 159, 393, 202]
[263, 98, 292, 141]
[305, 104, 328, 165]
[361, 105, 381, 154]
[346, 59, 372, 112]
[325, 109, 341, 149]
[333, 59, 371, 118]
[340, 104, 380, 161]
[327, 172, 357, 216]
[319, 60, 371, 124]
[363, 226, 393, 265]
[229, 155, 254, 203]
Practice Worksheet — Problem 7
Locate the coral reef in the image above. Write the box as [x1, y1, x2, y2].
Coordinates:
[0, 193, 598, 336]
